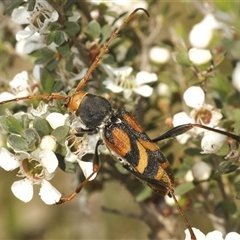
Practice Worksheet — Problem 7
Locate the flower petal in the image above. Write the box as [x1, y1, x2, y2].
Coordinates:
[39, 179, 61, 205]
[0, 148, 20, 171]
[78, 161, 97, 181]
[135, 71, 157, 85]
[0, 92, 15, 102]
[185, 228, 205, 240]
[16, 29, 36, 41]
[172, 112, 194, 144]
[134, 85, 153, 97]
[46, 112, 68, 129]
[173, 112, 193, 126]
[11, 7, 30, 24]
[38, 149, 58, 173]
[205, 230, 224, 240]
[183, 86, 205, 108]
[105, 82, 123, 93]
[11, 179, 33, 203]
[225, 232, 240, 240]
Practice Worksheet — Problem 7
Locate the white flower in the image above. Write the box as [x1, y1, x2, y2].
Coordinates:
[232, 62, 240, 92]
[185, 228, 240, 240]
[46, 113, 69, 129]
[64, 134, 98, 181]
[0, 147, 61, 204]
[0, 71, 31, 101]
[189, 14, 224, 48]
[173, 86, 222, 144]
[149, 46, 170, 64]
[30, 101, 49, 117]
[12, 1, 59, 40]
[9, 71, 30, 96]
[89, 0, 148, 26]
[188, 48, 212, 65]
[15, 30, 45, 55]
[201, 128, 227, 154]
[102, 65, 157, 99]
[192, 161, 212, 181]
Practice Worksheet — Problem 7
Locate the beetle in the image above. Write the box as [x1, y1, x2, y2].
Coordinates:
[1, 7, 240, 240]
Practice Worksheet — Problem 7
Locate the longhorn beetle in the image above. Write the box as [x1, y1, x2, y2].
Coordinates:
[1, 8, 240, 240]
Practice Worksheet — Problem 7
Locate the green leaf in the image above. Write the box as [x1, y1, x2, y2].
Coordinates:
[33, 117, 50, 137]
[3, 0, 24, 15]
[40, 68, 54, 94]
[64, 22, 80, 36]
[174, 182, 195, 195]
[217, 159, 237, 174]
[174, 50, 192, 67]
[215, 142, 230, 156]
[135, 186, 152, 202]
[236, 192, 240, 200]
[100, 24, 112, 44]
[27, 0, 36, 11]
[7, 135, 29, 151]
[0, 116, 23, 135]
[88, 20, 101, 39]
[212, 51, 226, 67]
[65, 57, 73, 71]
[215, 201, 237, 217]
[46, 32, 55, 45]
[52, 126, 70, 146]
[233, 120, 240, 135]
[58, 42, 70, 58]
[46, 59, 60, 71]
[41, 47, 55, 58]
[25, 128, 40, 150]
[52, 80, 64, 93]
[35, 56, 50, 65]
[234, 180, 240, 192]
[49, 22, 62, 31]
[54, 30, 66, 46]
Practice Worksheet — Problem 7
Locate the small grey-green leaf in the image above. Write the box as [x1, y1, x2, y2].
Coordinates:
[3, 0, 24, 15]
[135, 186, 152, 202]
[52, 126, 70, 146]
[33, 117, 50, 137]
[7, 135, 29, 152]
[25, 128, 40, 150]
[57, 42, 70, 58]
[40, 68, 54, 94]
[174, 182, 195, 195]
[54, 30, 66, 46]
[88, 20, 101, 39]
[0, 116, 23, 135]
[27, 0, 36, 11]
[65, 22, 80, 36]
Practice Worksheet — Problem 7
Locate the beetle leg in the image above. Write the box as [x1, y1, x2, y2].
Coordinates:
[152, 123, 240, 143]
[56, 140, 103, 204]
